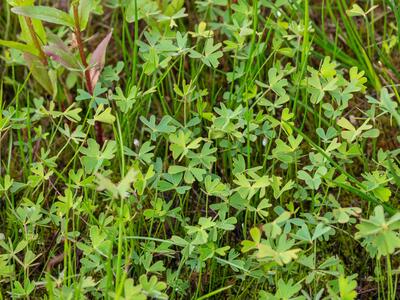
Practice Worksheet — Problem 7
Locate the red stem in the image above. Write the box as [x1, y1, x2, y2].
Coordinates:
[73, 5, 104, 145]
[73, 5, 93, 94]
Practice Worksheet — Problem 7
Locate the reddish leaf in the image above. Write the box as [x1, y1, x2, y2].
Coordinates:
[89, 31, 112, 87]
[46, 30, 70, 52]
[44, 45, 80, 70]
[44, 31, 80, 70]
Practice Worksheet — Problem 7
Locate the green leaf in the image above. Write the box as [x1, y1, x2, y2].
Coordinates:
[268, 67, 288, 97]
[263, 211, 291, 239]
[339, 275, 357, 300]
[80, 139, 117, 174]
[204, 176, 230, 198]
[12, 6, 75, 27]
[379, 88, 400, 126]
[356, 205, 400, 257]
[140, 115, 176, 141]
[320, 56, 337, 78]
[169, 130, 202, 161]
[77, 0, 95, 30]
[125, 0, 159, 23]
[190, 38, 223, 68]
[112, 86, 138, 113]
[63, 104, 82, 123]
[250, 227, 261, 243]
[23, 53, 53, 94]
[312, 223, 332, 241]
[0, 39, 38, 56]
[293, 224, 312, 243]
[346, 4, 365, 17]
[95, 173, 119, 199]
[346, 4, 378, 18]
[94, 105, 115, 124]
[76, 83, 108, 108]
[187, 142, 216, 169]
[265, 278, 304, 300]
[338, 118, 374, 143]
[297, 170, 321, 190]
[137, 141, 155, 164]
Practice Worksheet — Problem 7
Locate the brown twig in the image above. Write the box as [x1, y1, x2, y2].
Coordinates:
[46, 252, 64, 272]
[25, 16, 47, 66]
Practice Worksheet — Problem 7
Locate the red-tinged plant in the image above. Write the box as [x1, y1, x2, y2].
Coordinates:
[2, 0, 112, 145]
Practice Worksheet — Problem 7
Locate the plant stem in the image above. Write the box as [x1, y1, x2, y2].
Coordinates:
[73, 4, 104, 145]
[73, 5, 93, 94]
[24, 17, 47, 66]
[386, 255, 393, 300]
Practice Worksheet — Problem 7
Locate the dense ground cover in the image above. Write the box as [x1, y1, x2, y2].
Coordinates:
[1, 0, 400, 299]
